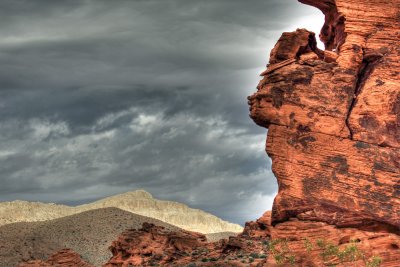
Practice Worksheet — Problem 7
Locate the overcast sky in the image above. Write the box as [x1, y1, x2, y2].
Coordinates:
[0, 0, 323, 224]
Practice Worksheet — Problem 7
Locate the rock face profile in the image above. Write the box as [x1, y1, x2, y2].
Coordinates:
[0, 190, 242, 234]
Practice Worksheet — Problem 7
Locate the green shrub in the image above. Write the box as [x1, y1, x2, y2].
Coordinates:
[320, 243, 340, 260]
[269, 237, 382, 267]
[366, 256, 382, 267]
[287, 255, 296, 265]
[316, 239, 327, 248]
[274, 254, 284, 265]
[337, 244, 362, 262]
[304, 238, 313, 252]
[249, 252, 259, 258]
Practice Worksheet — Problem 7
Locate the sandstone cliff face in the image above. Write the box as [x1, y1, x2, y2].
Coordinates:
[249, 0, 399, 232]
[0, 190, 242, 234]
[247, 0, 400, 265]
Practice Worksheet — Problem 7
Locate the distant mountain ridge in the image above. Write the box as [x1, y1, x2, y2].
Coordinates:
[0, 190, 243, 234]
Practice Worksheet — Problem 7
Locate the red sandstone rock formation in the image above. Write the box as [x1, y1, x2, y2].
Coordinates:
[247, 0, 400, 266]
[18, 248, 93, 267]
[249, 0, 399, 232]
[104, 222, 209, 266]
[104, 216, 400, 267]
[104, 222, 269, 267]
[246, 212, 400, 266]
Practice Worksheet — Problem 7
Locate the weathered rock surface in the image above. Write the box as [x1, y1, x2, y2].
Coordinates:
[103, 212, 400, 266]
[247, 0, 400, 265]
[251, 212, 400, 267]
[249, 0, 400, 232]
[21, 214, 400, 267]
[104, 222, 269, 267]
[18, 249, 93, 267]
[104, 222, 209, 266]
[0, 190, 242, 234]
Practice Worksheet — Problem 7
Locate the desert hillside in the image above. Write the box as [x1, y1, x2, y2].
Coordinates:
[0, 190, 242, 234]
[0, 207, 182, 267]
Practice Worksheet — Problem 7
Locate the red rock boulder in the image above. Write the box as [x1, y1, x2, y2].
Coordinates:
[18, 248, 93, 267]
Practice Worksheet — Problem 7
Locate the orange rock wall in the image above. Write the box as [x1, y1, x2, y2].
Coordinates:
[249, 0, 399, 229]
[248, 0, 399, 265]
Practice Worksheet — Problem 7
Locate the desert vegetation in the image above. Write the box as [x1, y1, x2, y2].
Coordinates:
[265, 237, 382, 266]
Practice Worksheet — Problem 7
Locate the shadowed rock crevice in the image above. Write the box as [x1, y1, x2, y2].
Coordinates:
[346, 51, 383, 139]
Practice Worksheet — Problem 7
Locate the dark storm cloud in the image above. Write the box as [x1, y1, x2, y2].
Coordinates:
[0, 0, 323, 224]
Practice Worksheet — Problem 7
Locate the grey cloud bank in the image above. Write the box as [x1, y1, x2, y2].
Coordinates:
[0, 0, 323, 224]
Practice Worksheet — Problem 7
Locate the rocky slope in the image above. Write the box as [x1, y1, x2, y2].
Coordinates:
[0, 190, 242, 234]
[1, 207, 183, 267]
